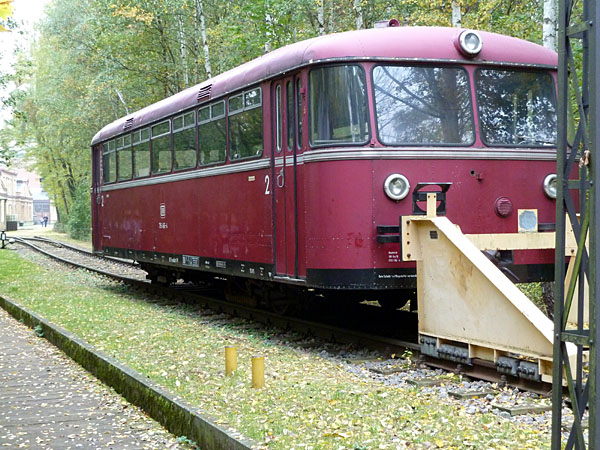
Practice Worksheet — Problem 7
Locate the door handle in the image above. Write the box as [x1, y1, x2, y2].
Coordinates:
[277, 168, 285, 188]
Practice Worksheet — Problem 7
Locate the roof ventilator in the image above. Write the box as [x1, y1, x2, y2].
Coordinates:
[123, 118, 134, 131]
[374, 18, 400, 28]
[197, 85, 212, 103]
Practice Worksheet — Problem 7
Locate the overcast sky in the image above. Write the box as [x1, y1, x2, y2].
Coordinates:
[1, 0, 50, 56]
[1, 0, 51, 122]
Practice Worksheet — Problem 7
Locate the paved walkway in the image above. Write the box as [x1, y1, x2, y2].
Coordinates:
[0, 308, 188, 449]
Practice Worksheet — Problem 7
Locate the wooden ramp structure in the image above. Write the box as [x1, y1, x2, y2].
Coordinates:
[403, 194, 578, 384]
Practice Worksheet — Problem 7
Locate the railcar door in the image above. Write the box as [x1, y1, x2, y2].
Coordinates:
[273, 77, 300, 278]
[91, 144, 102, 252]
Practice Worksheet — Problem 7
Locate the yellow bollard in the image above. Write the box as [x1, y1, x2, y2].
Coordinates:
[225, 346, 237, 376]
[252, 355, 265, 388]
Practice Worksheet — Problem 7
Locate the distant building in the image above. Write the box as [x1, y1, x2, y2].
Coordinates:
[15, 168, 56, 226]
[0, 166, 32, 230]
[0, 165, 55, 230]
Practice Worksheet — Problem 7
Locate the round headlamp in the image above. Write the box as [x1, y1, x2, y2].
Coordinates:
[543, 173, 557, 199]
[383, 174, 410, 201]
[457, 30, 483, 57]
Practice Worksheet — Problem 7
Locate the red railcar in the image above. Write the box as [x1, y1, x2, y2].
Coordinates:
[91, 26, 558, 308]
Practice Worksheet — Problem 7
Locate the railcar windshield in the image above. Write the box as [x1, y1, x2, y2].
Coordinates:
[309, 65, 369, 146]
[373, 65, 474, 145]
[476, 69, 556, 147]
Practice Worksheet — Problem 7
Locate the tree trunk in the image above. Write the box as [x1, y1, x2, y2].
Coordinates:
[193, 0, 200, 83]
[115, 89, 129, 115]
[197, 0, 211, 78]
[317, 0, 324, 36]
[543, 0, 557, 51]
[451, 1, 461, 28]
[178, 14, 189, 87]
[354, 0, 363, 30]
[264, 10, 273, 53]
[542, 281, 555, 319]
[53, 196, 62, 224]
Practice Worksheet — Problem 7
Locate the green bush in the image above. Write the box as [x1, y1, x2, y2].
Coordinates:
[66, 180, 91, 240]
[52, 222, 66, 233]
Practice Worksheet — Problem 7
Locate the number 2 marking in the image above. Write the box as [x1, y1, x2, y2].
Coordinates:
[264, 175, 271, 195]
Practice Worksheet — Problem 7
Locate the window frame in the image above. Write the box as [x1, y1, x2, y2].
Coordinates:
[172, 110, 198, 172]
[197, 99, 227, 167]
[275, 84, 282, 153]
[151, 119, 173, 175]
[474, 67, 557, 148]
[116, 133, 133, 181]
[307, 63, 371, 149]
[228, 86, 264, 162]
[296, 77, 303, 150]
[286, 80, 295, 151]
[102, 139, 117, 184]
[132, 127, 151, 179]
[371, 63, 476, 148]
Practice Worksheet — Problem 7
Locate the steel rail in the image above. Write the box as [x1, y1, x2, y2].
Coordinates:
[27, 236, 137, 266]
[10, 237, 419, 354]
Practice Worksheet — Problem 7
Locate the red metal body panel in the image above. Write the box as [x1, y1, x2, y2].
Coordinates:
[99, 167, 273, 264]
[303, 160, 375, 269]
[301, 157, 556, 271]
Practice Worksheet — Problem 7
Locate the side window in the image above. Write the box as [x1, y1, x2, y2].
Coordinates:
[275, 85, 282, 152]
[296, 78, 303, 149]
[102, 140, 116, 184]
[173, 111, 197, 171]
[286, 81, 294, 151]
[117, 134, 132, 181]
[133, 128, 150, 178]
[151, 120, 172, 174]
[198, 100, 226, 165]
[228, 87, 263, 160]
[373, 65, 474, 145]
[309, 65, 369, 146]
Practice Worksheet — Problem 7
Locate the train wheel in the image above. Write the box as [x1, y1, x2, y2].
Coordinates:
[270, 297, 297, 315]
[149, 274, 172, 286]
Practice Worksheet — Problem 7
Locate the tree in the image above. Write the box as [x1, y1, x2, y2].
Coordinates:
[451, 1, 461, 27]
[543, 0, 557, 51]
[1, 0, 548, 238]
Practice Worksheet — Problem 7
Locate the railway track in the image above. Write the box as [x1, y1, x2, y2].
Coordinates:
[10, 237, 419, 351]
[8, 236, 553, 393]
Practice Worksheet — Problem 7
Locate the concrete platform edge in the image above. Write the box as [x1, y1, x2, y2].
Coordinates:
[0, 295, 255, 450]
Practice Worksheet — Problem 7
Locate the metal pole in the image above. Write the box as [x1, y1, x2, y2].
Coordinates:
[553, 0, 598, 448]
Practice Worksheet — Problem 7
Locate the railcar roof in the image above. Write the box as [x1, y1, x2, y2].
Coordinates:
[92, 26, 557, 145]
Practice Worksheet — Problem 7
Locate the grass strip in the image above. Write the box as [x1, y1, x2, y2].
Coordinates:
[0, 249, 552, 449]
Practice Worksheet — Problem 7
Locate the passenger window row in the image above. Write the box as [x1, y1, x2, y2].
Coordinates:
[102, 87, 263, 184]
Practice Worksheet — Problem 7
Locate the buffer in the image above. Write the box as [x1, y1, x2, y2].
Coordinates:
[402, 192, 577, 384]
